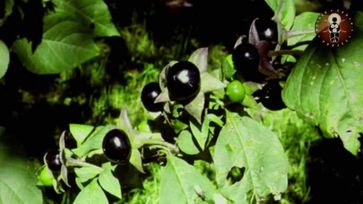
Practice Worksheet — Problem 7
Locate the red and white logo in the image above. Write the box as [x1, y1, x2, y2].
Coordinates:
[315, 9, 354, 47]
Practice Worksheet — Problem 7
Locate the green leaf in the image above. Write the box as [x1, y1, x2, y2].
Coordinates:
[213, 112, 288, 201]
[73, 179, 108, 204]
[288, 12, 320, 48]
[69, 124, 95, 146]
[12, 0, 120, 74]
[159, 155, 218, 204]
[0, 0, 14, 26]
[0, 40, 10, 78]
[188, 47, 208, 73]
[201, 72, 226, 93]
[282, 13, 363, 155]
[74, 166, 102, 183]
[73, 125, 113, 157]
[129, 148, 145, 173]
[184, 92, 205, 124]
[189, 118, 210, 150]
[265, 0, 295, 30]
[177, 130, 200, 155]
[52, 0, 119, 37]
[0, 157, 43, 204]
[12, 25, 99, 74]
[222, 54, 236, 79]
[98, 163, 121, 199]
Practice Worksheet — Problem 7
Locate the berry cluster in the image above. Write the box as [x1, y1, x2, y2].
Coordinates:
[231, 17, 286, 110]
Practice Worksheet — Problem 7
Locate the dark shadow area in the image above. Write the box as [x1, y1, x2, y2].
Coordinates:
[307, 138, 363, 204]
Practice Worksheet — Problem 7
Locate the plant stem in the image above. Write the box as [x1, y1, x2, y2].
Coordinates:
[66, 158, 104, 172]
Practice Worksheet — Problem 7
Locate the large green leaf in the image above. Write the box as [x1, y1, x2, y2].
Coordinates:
[12, 0, 119, 74]
[213, 112, 288, 201]
[0, 40, 9, 78]
[282, 12, 363, 155]
[73, 179, 108, 204]
[159, 155, 219, 204]
[0, 157, 43, 204]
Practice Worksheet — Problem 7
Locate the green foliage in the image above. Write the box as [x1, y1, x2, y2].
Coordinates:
[12, 0, 119, 74]
[0, 40, 9, 78]
[73, 179, 108, 204]
[265, 0, 295, 29]
[160, 155, 220, 204]
[283, 12, 363, 155]
[287, 12, 320, 48]
[214, 112, 288, 202]
[0, 150, 43, 204]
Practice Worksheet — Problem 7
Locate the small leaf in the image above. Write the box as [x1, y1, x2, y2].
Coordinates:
[74, 166, 102, 183]
[188, 47, 208, 72]
[129, 148, 145, 173]
[73, 125, 113, 157]
[287, 12, 320, 49]
[160, 155, 217, 204]
[222, 54, 236, 79]
[98, 163, 122, 199]
[0, 40, 10, 78]
[189, 118, 209, 150]
[184, 92, 205, 124]
[201, 72, 226, 93]
[213, 112, 288, 200]
[73, 179, 108, 204]
[0, 0, 14, 26]
[69, 124, 95, 146]
[177, 130, 200, 155]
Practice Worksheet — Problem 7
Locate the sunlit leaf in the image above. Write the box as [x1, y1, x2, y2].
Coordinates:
[69, 124, 95, 146]
[288, 12, 319, 49]
[73, 125, 113, 157]
[177, 130, 200, 155]
[188, 47, 208, 73]
[265, 0, 295, 30]
[74, 166, 102, 183]
[73, 179, 108, 204]
[214, 112, 288, 201]
[98, 163, 121, 199]
[12, 0, 120, 74]
[282, 13, 363, 155]
[0, 156, 43, 204]
[184, 93, 205, 124]
[160, 155, 218, 204]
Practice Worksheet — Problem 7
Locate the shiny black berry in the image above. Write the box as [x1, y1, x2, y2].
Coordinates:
[260, 80, 286, 111]
[166, 61, 201, 101]
[232, 43, 263, 81]
[255, 18, 278, 43]
[102, 129, 131, 163]
[141, 82, 164, 112]
[45, 150, 62, 172]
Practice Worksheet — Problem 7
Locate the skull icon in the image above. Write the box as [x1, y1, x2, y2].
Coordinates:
[315, 9, 354, 47]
